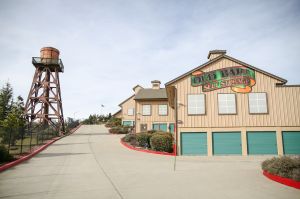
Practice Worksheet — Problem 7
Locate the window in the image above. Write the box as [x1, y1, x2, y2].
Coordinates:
[158, 105, 168, 116]
[122, 121, 133, 126]
[248, 93, 268, 114]
[127, 108, 134, 116]
[142, 105, 151, 116]
[152, 123, 168, 132]
[218, 94, 236, 114]
[187, 94, 205, 115]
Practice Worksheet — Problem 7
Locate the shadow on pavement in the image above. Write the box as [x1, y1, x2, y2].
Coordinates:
[35, 153, 89, 158]
[73, 133, 110, 136]
[53, 142, 88, 146]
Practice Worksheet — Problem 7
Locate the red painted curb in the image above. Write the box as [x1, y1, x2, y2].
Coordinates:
[69, 124, 82, 134]
[0, 124, 82, 172]
[120, 140, 175, 156]
[263, 170, 300, 189]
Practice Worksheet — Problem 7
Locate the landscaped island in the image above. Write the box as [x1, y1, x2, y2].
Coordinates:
[262, 156, 300, 189]
[122, 131, 173, 153]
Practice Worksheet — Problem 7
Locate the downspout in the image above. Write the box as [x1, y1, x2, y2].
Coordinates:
[174, 87, 178, 156]
[134, 100, 137, 133]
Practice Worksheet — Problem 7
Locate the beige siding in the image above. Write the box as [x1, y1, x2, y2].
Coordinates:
[113, 111, 122, 119]
[209, 54, 221, 60]
[120, 96, 135, 122]
[136, 100, 175, 132]
[171, 57, 300, 128]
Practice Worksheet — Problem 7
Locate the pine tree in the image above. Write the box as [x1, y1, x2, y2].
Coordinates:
[0, 84, 26, 146]
[0, 82, 13, 121]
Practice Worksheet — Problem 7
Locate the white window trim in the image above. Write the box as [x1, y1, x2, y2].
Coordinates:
[158, 104, 168, 116]
[127, 108, 134, 116]
[248, 92, 268, 114]
[218, 93, 237, 115]
[187, 94, 206, 115]
[142, 104, 151, 116]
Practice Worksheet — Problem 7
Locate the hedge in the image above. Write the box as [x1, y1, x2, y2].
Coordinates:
[0, 145, 14, 163]
[136, 132, 152, 148]
[109, 126, 131, 134]
[262, 156, 300, 181]
[122, 133, 137, 146]
[150, 132, 173, 153]
[105, 118, 122, 128]
[122, 131, 174, 153]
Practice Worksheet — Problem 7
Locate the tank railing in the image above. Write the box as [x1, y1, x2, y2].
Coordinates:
[32, 57, 64, 72]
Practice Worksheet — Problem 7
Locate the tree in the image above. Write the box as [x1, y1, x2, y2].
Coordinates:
[0, 97, 26, 146]
[65, 117, 79, 132]
[0, 82, 13, 121]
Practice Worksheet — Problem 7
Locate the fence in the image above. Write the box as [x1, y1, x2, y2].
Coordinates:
[0, 124, 59, 159]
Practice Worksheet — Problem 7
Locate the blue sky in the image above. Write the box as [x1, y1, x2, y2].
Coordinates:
[0, 0, 300, 119]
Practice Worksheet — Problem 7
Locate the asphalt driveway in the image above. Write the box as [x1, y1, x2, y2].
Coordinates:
[0, 125, 299, 199]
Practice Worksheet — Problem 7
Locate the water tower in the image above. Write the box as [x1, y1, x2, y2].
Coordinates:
[24, 47, 65, 133]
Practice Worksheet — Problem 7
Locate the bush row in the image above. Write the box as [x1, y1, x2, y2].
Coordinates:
[109, 126, 132, 134]
[105, 118, 121, 128]
[122, 131, 173, 153]
[262, 156, 300, 181]
[0, 145, 14, 163]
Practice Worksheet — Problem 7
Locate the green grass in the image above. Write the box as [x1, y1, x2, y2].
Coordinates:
[4, 133, 58, 156]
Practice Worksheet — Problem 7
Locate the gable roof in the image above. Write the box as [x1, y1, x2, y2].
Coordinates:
[118, 94, 135, 107]
[165, 54, 287, 86]
[132, 84, 143, 91]
[135, 88, 168, 100]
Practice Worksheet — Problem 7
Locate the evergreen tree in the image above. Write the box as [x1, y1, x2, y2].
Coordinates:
[0, 84, 26, 146]
[1, 96, 25, 145]
[0, 83, 13, 121]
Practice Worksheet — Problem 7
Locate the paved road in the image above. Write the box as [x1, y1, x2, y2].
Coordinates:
[0, 125, 299, 199]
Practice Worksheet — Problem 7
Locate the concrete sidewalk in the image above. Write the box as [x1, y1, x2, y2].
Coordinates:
[0, 125, 299, 199]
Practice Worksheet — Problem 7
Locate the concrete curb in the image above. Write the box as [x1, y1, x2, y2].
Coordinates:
[120, 140, 175, 156]
[0, 124, 82, 173]
[263, 170, 300, 189]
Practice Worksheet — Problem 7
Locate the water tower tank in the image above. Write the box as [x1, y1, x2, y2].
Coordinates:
[40, 47, 60, 59]
[40, 47, 60, 64]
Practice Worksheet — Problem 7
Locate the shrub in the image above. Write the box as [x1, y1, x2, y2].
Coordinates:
[109, 126, 131, 134]
[147, 130, 157, 134]
[153, 131, 173, 138]
[150, 132, 173, 153]
[261, 157, 276, 171]
[105, 118, 121, 128]
[136, 132, 152, 148]
[0, 145, 14, 163]
[292, 168, 300, 181]
[262, 156, 300, 181]
[122, 133, 137, 146]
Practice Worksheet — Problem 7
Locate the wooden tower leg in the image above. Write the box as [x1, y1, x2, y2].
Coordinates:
[24, 67, 65, 134]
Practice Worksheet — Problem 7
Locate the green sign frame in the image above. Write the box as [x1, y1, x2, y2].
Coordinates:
[191, 66, 256, 93]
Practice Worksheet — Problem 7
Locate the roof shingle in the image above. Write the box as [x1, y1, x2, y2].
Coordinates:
[135, 88, 167, 100]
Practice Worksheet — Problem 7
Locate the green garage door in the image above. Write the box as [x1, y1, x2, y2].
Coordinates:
[283, 131, 300, 155]
[213, 132, 242, 155]
[181, 132, 207, 155]
[247, 131, 277, 155]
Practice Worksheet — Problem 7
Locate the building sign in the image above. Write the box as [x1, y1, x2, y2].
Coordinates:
[191, 66, 256, 93]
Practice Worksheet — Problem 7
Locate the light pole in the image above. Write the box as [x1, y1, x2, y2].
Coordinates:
[73, 111, 79, 119]
[100, 104, 105, 122]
